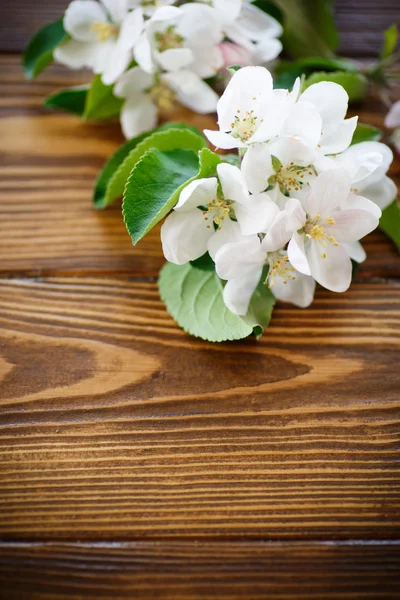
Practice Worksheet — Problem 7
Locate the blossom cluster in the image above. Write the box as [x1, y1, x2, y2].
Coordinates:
[54, 0, 282, 138]
[161, 66, 397, 313]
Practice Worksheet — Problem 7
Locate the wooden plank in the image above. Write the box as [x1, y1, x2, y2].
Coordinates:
[0, 276, 399, 541]
[0, 56, 399, 279]
[1, 0, 399, 56]
[1, 542, 400, 599]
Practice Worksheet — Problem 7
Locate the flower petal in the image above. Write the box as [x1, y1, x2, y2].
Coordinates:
[300, 81, 349, 124]
[343, 241, 366, 263]
[272, 272, 316, 308]
[303, 168, 352, 217]
[101, 0, 129, 23]
[361, 175, 397, 210]
[254, 37, 283, 63]
[133, 32, 156, 73]
[120, 94, 157, 139]
[306, 240, 352, 293]
[114, 66, 154, 98]
[207, 218, 242, 260]
[236, 192, 280, 235]
[385, 100, 400, 128]
[162, 71, 218, 114]
[223, 266, 263, 316]
[320, 116, 358, 155]
[54, 38, 105, 70]
[215, 236, 265, 280]
[204, 129, 246, 150]
[231, 3, 283, 42]
[287, 233, 311, 276]
[217, 163, 249, 205]
[64, 0, 108, 42]
[241, 143, 273, 194]
[175, 178, 218, 212]
[328, 208, 379, 243]
[262, 198, 306, 253]
[161, 209, 213, 264]
[155, 47, 193, 72]
[282, 100, 322, 148]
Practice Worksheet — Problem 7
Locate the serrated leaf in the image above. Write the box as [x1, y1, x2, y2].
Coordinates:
[380, 199, 400, 252]
[44, 85, 89, 116]
[304, 71, 368, 103]
[123, 147, 221, 244]
[270, 0, 339, 59]
[380, 24, 398, 60]
[105, 126, 206, 207]
[351, 123, 382, 145]
[23, 18, 67, 79]
[83, 75, 123, 121]
[159, 262, 275, 341]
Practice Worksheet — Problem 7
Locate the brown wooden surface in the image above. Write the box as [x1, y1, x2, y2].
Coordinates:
[0, 55, 400, 598]
[1, 0, 399, 56]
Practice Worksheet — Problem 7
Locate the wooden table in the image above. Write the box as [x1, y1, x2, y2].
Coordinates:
[0, 55, 399, 599]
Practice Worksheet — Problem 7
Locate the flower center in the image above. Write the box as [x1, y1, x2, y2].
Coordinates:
[304, 214, 339, 258]
[203, 198, 232, 230]
[149, 81, 177, 111]
[141, 0, 160, 6]
[155, 26, 184, 52]
[91, 21, 119, 42]
[230, 109, 259, 142]
[270, 160, 314, 195]
[266, 252, 296, 287]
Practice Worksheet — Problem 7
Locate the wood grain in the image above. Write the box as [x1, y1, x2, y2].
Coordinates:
[0, 54, 399, 598]
[1, 0, 400, 56]
[1, 542, 400, 599]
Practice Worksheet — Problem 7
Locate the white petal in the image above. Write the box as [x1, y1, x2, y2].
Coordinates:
[120, 95, 157, 139]
[303, 168, 352, 217]
[328, 209, 379, 242]
[215, 236, 265, 280]
[133, 32, 156, 73]
[306, 240, 352, 293]
[236, 192, 280, 236]
[343, 241, 366, 263]
[254, 38, 282, 63]
[114, 66, 154, 99]
[249, 88, 292, 142]
[282, 101, 322, 148]
[385, 100, 400, 128]
[64, 0, 108, 42]
[267, 136, 317, 167]
[287, 233, 311, 276]
[300, 81, 349, 124]
[155, 47, 193, 72]
[101, 0, 129, 23]
[348, 142, 394, 189]
[175, 178, 218, 212]
[102, 10, 145, 86]
[223, 266, 263, 316]
[334, 147, 383, 185]
[320, 116, 358, 155]
[216, 66, 273, 133]
[272, 272, 316, 308]
[204, 129, 246, 150]
[262, 198, 306, 252]
[207, 218, 242, 260]
[361, 175, 397, 210]
[161, 209, 213, 264]
[54, 39, 104, 70]
[232, 3, 283, 42]
[241, 143, 273, 194]
[162, 71, 218, 114]
[339, 192, 382, 219]
[211, 0, 243, 24]
[217, 163, 249, 205]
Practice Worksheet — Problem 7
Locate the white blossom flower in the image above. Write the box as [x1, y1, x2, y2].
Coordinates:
[333, 141, 397, 210]
[224, 1, 283, 64]
[298, 81, 358, 155]
[54, 0, 144, 85]
[214, 235, 316, 315]
[385, 100, 400, 157]
[114, 66, 219, 138]
[161, 163, 278, 264]
[134, 4, 223, 78]
[264, 169, 380, 293]
[204, 66, 298, 150]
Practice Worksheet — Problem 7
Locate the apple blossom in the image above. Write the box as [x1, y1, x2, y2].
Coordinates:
[54, 0, 144, 85]
[161, 163, 278, 264]
[385, 100, 400, 157]
[115, 66, 218, 138]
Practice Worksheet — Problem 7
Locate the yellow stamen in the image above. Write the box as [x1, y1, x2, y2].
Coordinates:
[91, 21, 119, 42]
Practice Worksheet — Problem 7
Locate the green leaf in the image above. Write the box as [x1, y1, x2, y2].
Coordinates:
[44, 85, 89, 116]
[221, 153, 240, 167]
[274, 57, 359, 89]
[83, 75, 123, 121]
[190, 252, 215, 271]
[303, 71, 368, 103]
[380, 200, 400, 252]
[270, 0, 339, 59]
[380, 24, 398, 60]
[159, 262, 275, 342]
[23, 18, 67, 79]
[106, 126, 206, 208]
[351, 123, 382, 145]
[123, 149, 200, 244]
